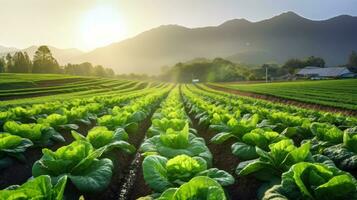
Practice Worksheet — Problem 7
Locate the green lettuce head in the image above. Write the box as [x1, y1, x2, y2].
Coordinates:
[142, 155, 233, 192]
[160, 124, 190, 149]
[156, 176, 227, 200]
[263, 162, 357, 200]
[343, 127, 357, 153]
[32, 140, 113, 192]
[0, 175, 67, 200]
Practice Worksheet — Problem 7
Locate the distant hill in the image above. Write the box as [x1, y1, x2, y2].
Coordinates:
[0, 45, 83, 65]
[71, 11, 357, 74]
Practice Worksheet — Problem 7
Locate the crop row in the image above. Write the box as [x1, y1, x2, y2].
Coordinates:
[181, 84, 357, 199]
[0, 79, 134, 101]
[0, 84, 167, 161]
[0, 81, 156, 109]
[197, 84, 357, 127]
[0, 85, 171, 199]
[211, 79, 357, 110]
[129, 86, 234, 199]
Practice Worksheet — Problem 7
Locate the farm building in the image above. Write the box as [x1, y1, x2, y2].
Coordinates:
[296, 66, 355, 78]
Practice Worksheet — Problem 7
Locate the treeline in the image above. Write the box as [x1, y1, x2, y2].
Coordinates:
[159, 58, 255, 83]
[157, 51, 357, 83]
[64, 63, 114, 77]
[0, 45, 115, 77]
[282, 51, 357, 73]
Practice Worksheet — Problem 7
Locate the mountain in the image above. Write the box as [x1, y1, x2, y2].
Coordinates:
[71, 11, 357, 74]
[0, 45, 83, 65]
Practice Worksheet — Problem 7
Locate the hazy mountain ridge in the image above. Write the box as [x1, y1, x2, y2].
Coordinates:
[2, 12, 357, 74]
[71, 12, 357, 74]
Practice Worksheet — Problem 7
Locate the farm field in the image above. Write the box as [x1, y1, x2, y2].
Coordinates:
[1, 74, 357, 200]
[209, 79, 357, 110]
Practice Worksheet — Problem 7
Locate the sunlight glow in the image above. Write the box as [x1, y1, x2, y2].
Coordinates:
[79, 6, 126, 50]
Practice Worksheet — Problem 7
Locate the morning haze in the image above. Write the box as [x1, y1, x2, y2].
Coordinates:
[0, 0, 357, 73]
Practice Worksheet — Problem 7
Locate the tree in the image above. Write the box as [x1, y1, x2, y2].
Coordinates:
[93, 65, 106, 77]
[304, 56, 325, 67]
[282, 59, 305, 74]
[65, 62, 94, 76]
[32, 46, 59, 73]
[5, 53, 13, 72]
[9, 52, 31, 73]
[24, 52, 32, 72]
[0, 57, 5, 73]
[105, 68, 115, 77]
[348, 51, 357, 67]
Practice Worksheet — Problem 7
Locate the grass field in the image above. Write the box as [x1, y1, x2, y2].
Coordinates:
[210, 79, 357, 110]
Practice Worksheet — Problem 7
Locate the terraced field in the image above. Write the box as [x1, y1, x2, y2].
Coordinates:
[209, 79, 357, 110]
[0, 74, 357, 200]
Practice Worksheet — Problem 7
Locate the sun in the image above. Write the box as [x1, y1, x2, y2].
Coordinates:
[79, 6, 126, 50]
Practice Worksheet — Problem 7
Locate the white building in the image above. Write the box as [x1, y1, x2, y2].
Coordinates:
[296, 66, 354, 78]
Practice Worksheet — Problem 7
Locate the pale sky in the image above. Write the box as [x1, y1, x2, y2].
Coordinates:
[0, 0, 356, 51]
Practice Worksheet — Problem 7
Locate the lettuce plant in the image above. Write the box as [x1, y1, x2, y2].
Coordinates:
[98, 113, 130, 130]
[236, 139, 312, 181]
[0, 175, 67, 200]
[0, 111, 13, 127]
[11, 107, 36, 121]
[343, 126, 357, 153]
[37, 114, 79, 131]
[62, 106, 92, 125]
[71, 126, 135, 153]
[148, 118, 188, 138]
[263, 162, 357, 200]
[311, 122, 344, 144]
[0, 133, 33, 169]
[97, 111, 143, 133]
[305, 122, 345, 154]
[142, 155, 234, 192]
[322, 127, 357, 171]
[267, 111, 311, 130]
[140, 124, 212, 166]
[153, 176, 227, 200]
[210, 114, 259, 144]
[231, 128, 286, 160]
[3, 121, 64, 146]
[32, 140, 113, 192]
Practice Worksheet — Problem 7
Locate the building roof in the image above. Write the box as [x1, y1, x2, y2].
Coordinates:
[296, 67, 351, 77]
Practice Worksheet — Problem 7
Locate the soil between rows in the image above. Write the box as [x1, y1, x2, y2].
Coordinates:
[127, 154, 152, 200]
[185, 103, 261, 200]
[205, 84, 357, 116]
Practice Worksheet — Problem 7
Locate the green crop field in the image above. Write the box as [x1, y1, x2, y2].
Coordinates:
[210, 79, 357, 110]
[1, 74, 357, 200]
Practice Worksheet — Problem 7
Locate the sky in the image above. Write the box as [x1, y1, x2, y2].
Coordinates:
[0, 0, 356, 51]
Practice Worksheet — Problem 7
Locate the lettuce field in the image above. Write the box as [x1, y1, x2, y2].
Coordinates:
[210, 79, 357, 111]
[0, 74, 357, 200]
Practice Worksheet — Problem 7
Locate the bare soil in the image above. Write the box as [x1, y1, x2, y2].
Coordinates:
[127, 155, 152, 200]
[205, 84, 357, 116]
